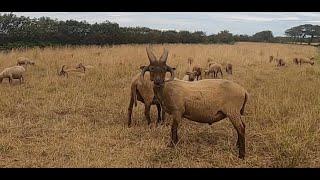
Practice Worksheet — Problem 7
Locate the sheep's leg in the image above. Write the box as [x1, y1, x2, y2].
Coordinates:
[220, 70, 223, 78]
[228, 113, 245, 159]
[127, 96, 134, 127]
[144, 104, 151, 126]
[156, 103, 162, 125]
[168, 111, 182, 147]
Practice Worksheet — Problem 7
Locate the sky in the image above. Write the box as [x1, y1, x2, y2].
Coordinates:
[3, 12, 320, 36]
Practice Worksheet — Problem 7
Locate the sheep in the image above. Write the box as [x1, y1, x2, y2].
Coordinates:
[17, 57, 35, 66]
[75, 63, 86, 72]
[58, 64, 85, 78]
[293, 58, 299, 65]
[276, 58, 286, 67]
[208, 63, 223, 79]
[128, 66, 176, 127]
[182, 71, 197, 81]
[141, 47, 249, 159]
[298, 58, 315, 66]
[225, 63, 233, 75]
[269, 56, 274, 63]
[187, 58, 202, 80]
[0, 65, 26, 84]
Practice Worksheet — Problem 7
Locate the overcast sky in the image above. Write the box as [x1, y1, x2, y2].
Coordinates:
[3, 12, 320, 36]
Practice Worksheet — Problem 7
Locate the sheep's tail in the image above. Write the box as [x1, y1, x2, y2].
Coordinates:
[240, 91, 249, 115]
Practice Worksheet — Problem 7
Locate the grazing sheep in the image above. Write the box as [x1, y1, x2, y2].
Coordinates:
[226, 63, 233, 75]
[293, 58, 299, 65]
[0, 66, 26, 84]
[269, 56, 274, 63]
[141, 47, 249, 159]
[187, 58, 202, 80]
[277, 58, 286, 67]
[208, 63, 223, 79]
[17, 57, 35, 66]
[128, 67, 176, 127]
[299, 58, 315, 66]
[58, 64, 85, 78]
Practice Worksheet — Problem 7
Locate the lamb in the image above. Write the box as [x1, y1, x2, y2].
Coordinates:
[225, 63, 233, 75]
[0, 65, 26, 84]
[17, 57, 35, 66]
[141, 47, 249, 159]
[182, 71, 197, 81]
[298, 57, 315, 66]
[128, 66, 176, 127]
[207, 63, 223, 79]
[187, 58, 202, 80]
[58, 64, 85, 78]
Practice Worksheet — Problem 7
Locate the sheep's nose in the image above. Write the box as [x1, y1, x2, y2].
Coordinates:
[154, 77, 164, 86]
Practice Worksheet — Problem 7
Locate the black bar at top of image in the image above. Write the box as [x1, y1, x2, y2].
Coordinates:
[1, 0, 320, 11]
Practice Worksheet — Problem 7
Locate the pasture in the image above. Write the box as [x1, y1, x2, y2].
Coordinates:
[0, 42, 319, 167]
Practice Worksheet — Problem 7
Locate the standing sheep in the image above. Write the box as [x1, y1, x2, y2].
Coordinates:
[141, 47, 249, 159]
[225, 63, 233, 75]
[269, 56, 274, 63]
[208, 63, 223, 79]
[277, 58, 286, 67]
[0, 66, 26, 84]
[128, 67, 176, 127]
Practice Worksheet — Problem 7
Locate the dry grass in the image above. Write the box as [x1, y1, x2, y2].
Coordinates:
[0, 42, 319, 167]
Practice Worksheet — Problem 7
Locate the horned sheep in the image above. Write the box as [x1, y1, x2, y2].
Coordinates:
[0, 66, 26, 84]
[58, 64, 86, 78]
[128, 67, 175, 127]
[141, 47, 249, 159]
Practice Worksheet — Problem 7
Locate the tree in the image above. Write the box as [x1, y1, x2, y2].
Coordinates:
[252, 30, 274, 42]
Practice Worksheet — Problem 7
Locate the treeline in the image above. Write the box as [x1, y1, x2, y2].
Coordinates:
[1, 13, 320, 50]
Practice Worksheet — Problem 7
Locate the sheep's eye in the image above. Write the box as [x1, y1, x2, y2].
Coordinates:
[149, 67, 155, 71]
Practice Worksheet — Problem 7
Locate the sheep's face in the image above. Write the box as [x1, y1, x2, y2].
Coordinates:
[141, 47, 175, 87]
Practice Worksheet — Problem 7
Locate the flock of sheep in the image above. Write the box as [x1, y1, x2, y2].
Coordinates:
[0, 48, 315, 160]
[0, 56, 94, 84]
[269, 55, 315, 67]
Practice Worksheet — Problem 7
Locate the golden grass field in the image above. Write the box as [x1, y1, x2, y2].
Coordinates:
[0, 42, 319, 167]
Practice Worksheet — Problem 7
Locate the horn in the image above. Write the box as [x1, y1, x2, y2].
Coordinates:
[146, 47, 156, 63]
[141, 66, 149, 79]
[165, 65, 175, 82]
[159, 48, 168, 64]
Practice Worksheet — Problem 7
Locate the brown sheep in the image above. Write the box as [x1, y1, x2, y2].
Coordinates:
[276, 58, 286, 67]
[207, 63, 223, 79]
[128, 67, 176, 127]
[293, 58, 299, 65]
[187, 58, 202, 80]
[299, 58, 315, 66]
[58, 64, 85, 78]
[269, 56, 274, 63]
[225, 63, 233, 74]
[141, 47, 249, 159]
